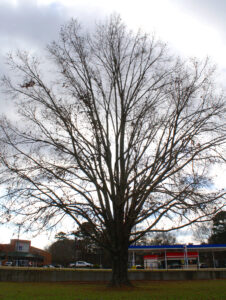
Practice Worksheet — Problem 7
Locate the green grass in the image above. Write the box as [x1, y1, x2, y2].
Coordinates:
[0, 280, 226, 300]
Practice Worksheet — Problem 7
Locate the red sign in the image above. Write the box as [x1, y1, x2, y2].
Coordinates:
[144, 255, 158, 259]
[144, 252, 198, 260]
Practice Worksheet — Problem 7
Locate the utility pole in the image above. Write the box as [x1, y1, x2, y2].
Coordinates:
[17, 223, 22, 240]
[184, 245, 188, 269]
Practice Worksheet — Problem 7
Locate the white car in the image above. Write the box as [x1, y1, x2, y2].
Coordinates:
[69, 261, 93, 268]
[4, 261, 13, 266]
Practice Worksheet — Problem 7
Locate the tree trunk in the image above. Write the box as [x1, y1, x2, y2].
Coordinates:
[110, 246, 132, 287]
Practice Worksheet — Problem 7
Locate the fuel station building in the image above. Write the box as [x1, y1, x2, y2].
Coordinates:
[129, 244, 226, 269]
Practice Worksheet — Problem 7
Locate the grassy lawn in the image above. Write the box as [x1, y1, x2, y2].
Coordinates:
[0, 280, 226, 300]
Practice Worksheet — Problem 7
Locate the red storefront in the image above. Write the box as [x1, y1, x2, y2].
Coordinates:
[144, 251, 199, 269]
[0, 239, 51, 267]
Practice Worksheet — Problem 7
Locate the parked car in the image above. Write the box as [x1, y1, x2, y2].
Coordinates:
[169, 263, 181, 269]
[199, 263, 209, 268]
[69, 261, 93, 268]
[54, 264, 63, 268]
[4, 261, 13, 266]
[135, 265, 144, 269]
[43, 264, 55, 268]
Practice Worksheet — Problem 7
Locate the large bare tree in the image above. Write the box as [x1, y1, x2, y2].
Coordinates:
[0, 16, 226, 286]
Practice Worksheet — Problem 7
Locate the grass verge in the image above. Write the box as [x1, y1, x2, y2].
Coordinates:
[0, 280, 226, 300]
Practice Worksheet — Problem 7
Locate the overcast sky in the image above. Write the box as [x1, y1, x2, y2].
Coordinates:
[0, 0, 226, 248]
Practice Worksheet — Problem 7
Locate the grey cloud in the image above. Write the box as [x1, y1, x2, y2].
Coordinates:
[173, 0, 226, 35]
[0, 0, 106, 51]
[0, 0, 106, 113]
[0, 1, 69, 50]
[0, 0, 70, 90]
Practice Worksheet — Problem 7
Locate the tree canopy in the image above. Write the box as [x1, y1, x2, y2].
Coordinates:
[0, 15, 226, 286]
[149, 232, 177, 245]
[48, 235, 75, 266]
[208, 211, 226, 244]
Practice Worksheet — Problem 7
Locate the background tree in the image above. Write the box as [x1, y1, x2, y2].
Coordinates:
[55, 231, 68, 240]
[0, 16, 226, 286]
[71, 222, 111, 268]
[71, 223, 103, 266]
[48, 229, 110, 267]
[134, 231, 176, 245]
[149, 232, 177, 245]
[72, 222, 98, 252]
[48, 233, 75, 266]
[208, 211, 226, 244]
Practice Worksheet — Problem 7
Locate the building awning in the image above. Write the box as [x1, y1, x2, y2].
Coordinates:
[7, 252, 43, 259]
[129, 244, 226, 252]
